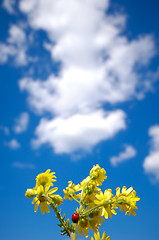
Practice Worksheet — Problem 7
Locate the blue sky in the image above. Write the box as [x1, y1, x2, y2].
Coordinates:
[0, 0, 159, 240]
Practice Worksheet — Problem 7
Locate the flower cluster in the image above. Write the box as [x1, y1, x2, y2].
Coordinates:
[26, 165, 140, 240]
[63, 164, 140, 238]
[25, 169, 62, 214]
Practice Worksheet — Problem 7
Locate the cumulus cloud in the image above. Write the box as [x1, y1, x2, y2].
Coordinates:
[0, 24, 28, 66]
[31, 110, 126, 154]
[2, 0, 16, 14]
[143, 125, 159, 181]
[13, 112, 29, 134]
[110, 145, 137, 167]
[12, 161, 36, 169]
[4, 139, 20, 149]
[16, 0, 157, 154]
[19, 0, 156, 108]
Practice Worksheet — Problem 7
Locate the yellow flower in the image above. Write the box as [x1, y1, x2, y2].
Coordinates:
[91, 231, 110, 240]
[82, 183, 100, 206]
[32, 185, 58, 214]
[116, 186, 133, 197]
[63, 181, 81, 200]
[78, 217, 89, 238]
[116, 186, 140, 216]
[80, 176, 91, 188]
[78, 210, 105, 238]
[35, 169, 56, 188]
[89, 165, 107, 186]
[88, 211, 105, 232]
[94, 190, 117, 219]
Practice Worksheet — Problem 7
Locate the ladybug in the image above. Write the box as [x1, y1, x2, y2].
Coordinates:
[71, 212, 80, 223]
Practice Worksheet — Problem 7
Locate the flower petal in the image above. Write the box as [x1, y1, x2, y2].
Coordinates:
[34, 200, 40, 212]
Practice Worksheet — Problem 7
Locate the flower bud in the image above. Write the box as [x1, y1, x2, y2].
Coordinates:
[51, 195, 63, 206]
[25, 189, 37, 198]
[90, 172, 98, 180]
[84, 185, 93, 195]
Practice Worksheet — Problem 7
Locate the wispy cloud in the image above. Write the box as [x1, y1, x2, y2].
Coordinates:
[13, 112, 29, 134]
[12, 161, 36, 169]
[2, 0, 16, 14]
[143, 125, 159, 181]
[110, 145, 137, 167]
[17, 0, 158, 154]
[0, 24, 28, 66]
[4, 139, 20, 149]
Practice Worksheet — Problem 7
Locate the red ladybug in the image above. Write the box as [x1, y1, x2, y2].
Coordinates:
[71, 212, 80, 223]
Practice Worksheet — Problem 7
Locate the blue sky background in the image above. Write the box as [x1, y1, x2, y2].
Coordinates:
[0, 0, 159, 240]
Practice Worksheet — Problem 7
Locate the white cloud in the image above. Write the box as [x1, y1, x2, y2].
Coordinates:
[16, 0, 157, 154]
[110, 145, 137, 167]
[0, 43, 16, 63]
[2, 0, 16, 14]
[143, 125, 159, 181]
[32, 110, 126, 154]
[13, 112, 29, 134]
[4, 139, 20, 149]
[18, 0, 156, 113]
[12, 161, 36, 169]
[7, 24, 26, 44]
[0, 24, 28, 66]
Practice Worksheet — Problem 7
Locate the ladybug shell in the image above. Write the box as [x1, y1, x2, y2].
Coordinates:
[71, 212, 80, 223]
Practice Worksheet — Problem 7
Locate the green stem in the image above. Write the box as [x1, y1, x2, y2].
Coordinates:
[82, 198, 129, 217]
[80, 191, 88, 204]
[70, 223, 77, 240]
[82, 202, 108, 216]
[71, 195, 80, 204]
[80, 177, 93, 208]
[47, 197, 71, 237]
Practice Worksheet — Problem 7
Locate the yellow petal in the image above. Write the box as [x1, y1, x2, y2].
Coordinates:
[122, 186, 127, 194]
[96, 193, 103, 200]
[48, 187, 58, 194]
[116, 187, 120, 196]
[40, 202, 45, 215]
[45, 185, 51, 192]
[78, 226, 83, 237]
[107, 208, 112, 218]
[44, 202, 50, 213]
[111, 209, 117, 215]
[101, 208, 105, 216]
[119, 204, 124, 212]
[127, 187, 133, 194]
[104, 209, 108, 219]
[84, 228, 88, 238]
[34, 200, 40, 212]
[32, 197, 38, 204]
[97, 231, 100, 239]
[102, 232, 106, 240]
[135, 197, 140, 201]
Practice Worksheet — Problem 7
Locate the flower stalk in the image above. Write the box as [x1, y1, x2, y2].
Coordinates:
[48, 199, 71, 236]
[70, 224, 77, 240]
